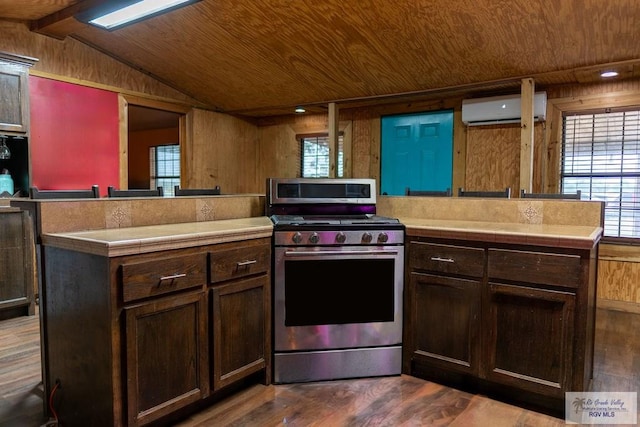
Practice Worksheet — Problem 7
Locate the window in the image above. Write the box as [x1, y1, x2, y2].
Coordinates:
[150, 144, 180, 197]
[300, 134, 343, 178]
[562, 110, 640, 238]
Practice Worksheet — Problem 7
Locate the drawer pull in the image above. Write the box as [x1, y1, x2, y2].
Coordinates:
[237, 259, 257, 267]
[159, 273, 187, 281]
[430, 256, 455, 263]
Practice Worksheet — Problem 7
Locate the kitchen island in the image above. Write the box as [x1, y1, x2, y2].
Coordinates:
[40, 217, 273, 427]
[378, 196, 603, 417]
[11, 193, 266, 418]
[38, 194, 604, 423]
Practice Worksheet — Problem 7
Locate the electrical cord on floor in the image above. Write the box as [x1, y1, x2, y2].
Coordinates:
[41, 380, 61, 426]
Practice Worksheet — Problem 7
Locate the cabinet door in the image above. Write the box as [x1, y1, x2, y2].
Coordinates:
[409, 272, 480, 375]
[125, 290, 208, 426]
[0, 63, 29, 134]
[484, 282, 575, 397]
[211, 275, 269, 390]
[0, 211, 34, 317]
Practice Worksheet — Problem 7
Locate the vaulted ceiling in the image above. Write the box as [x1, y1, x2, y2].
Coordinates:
[1, 0, 640, 117]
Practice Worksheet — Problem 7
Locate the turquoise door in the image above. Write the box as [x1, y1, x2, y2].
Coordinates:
[381, 110, 454, 195]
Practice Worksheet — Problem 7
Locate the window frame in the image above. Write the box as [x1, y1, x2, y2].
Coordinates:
[561, 107, 640, 243]
[150, 143, 180, 197]
[299, 132, 344, 178]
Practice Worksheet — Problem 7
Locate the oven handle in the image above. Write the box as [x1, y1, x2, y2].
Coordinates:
[284, 250, 401, 256]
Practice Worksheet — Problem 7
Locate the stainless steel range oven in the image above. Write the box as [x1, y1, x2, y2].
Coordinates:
[267, 178, 404, 384]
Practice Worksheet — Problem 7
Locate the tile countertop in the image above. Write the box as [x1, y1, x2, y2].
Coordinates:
[0, 205, 21, 212]
[41, 216, 274, 257]
[401, 218, 603, 250]
[41, 216, 603, 257]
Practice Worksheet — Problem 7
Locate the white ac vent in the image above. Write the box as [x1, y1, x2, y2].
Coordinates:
[461, 92, 547, 126]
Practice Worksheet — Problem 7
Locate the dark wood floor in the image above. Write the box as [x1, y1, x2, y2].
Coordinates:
[1, 307, 639, 426]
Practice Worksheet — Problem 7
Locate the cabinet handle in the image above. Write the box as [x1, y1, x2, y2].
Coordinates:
[237, 259, 257, 267]
[430, 256, 455, 263]
[159, 273, 187, 281]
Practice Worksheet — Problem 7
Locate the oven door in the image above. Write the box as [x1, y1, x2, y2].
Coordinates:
[274, 244, 404, 352]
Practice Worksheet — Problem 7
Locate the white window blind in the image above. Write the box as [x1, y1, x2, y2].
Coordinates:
[562, 110, 640, 238]
[300, 135, 344, 178]
[150, 144, 180, 197]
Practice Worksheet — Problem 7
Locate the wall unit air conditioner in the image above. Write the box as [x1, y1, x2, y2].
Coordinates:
[461, 92, 547, 126]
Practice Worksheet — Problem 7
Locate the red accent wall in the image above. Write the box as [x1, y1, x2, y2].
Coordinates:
[29, 76, 119, 197]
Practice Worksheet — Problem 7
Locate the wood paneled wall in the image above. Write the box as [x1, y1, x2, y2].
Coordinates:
[599, 244, 640, 308]
[465, 122, 545, 193]
[183, 109, 259, 193]
[0, 21, 200, 106]
[257, 99, 468, 193]
[257, 114, 353, 183]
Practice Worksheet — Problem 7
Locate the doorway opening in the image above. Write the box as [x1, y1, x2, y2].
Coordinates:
[127, 105, 183, 196]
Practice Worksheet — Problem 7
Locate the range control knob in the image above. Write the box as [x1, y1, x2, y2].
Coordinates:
[309, 232, 320, 244]
[292, 232, 303, 244]
[377, 232, 389, 243]
[335, 232, 347, 244]
[362, 232, 373, 243]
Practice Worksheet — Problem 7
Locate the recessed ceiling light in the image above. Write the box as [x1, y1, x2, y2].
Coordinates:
[600, 71, 619, 78]
[87, 0, 199, 30]
[295, 107, 306, 113]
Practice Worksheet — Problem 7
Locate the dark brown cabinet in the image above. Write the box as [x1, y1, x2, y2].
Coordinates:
[121, 251, 209, 424]
[211, 276, 269, 389]
[209, 239, 271, 390]
[43, 234, 271, 426]
[405, 235, 598, 414]
[484, 282, 574, 396]
[484, 248, 581, 397]
[405, 242, 482, 376]
[0, 208, 35, 319]
[125, 290, 208, 426]
[0, 62, 30, 134]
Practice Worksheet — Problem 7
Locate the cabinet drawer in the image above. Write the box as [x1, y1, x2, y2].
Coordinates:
[210, 244, 270, 284]
[488, 249, 581, 288]
[121, 254, 207, 302]
[409, 242, 484, 278]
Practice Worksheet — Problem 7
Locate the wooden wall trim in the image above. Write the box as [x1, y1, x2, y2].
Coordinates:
[600, 244, 640, 262]
[519, 78, 535, 193]
[30, 69, 201, 110]
[120, 94, 192, 114]
[544, 105, 562, 192]
[597, 298, 640, 314]
[179, 115, 188, 189]
[548, 90, 640, 112]
[370, 118, 381, 192]
[328, 102, 338, 178]
[452, 107, 466, 193]
[118, 94, 128, 189]
[342, 122, 353, 178]
[545, 85, 640, 195]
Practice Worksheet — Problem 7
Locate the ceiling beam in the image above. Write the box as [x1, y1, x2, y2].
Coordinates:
[30, 0, 113, 39]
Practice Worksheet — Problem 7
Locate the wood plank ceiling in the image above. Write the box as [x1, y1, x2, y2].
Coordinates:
[1, 0, 640, 117]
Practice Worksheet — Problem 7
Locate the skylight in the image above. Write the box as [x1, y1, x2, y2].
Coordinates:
[89, 0, 196, 30]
